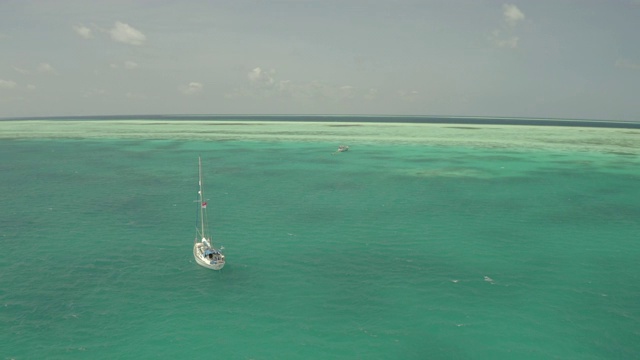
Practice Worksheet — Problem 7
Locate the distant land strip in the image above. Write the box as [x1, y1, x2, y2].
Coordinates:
[2, 114, 640, 129]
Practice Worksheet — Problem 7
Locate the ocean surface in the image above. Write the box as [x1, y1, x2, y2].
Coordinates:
[1, 117, 640, 359]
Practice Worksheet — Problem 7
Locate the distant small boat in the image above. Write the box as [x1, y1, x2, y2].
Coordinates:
[337, 145, 349, 152]
[193, 156, 225, 270]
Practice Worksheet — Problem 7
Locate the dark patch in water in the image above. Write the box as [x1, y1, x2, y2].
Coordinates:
[134, 122, 265, 126]
[203, 123, 266, 126]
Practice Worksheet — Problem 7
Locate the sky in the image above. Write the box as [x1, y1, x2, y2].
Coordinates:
[1, 0, 639, 121]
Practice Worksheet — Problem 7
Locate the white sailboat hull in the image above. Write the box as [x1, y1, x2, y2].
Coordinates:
[193, 242, 225, 270]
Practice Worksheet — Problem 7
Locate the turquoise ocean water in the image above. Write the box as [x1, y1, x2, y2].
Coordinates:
[1, 118, 640, 359]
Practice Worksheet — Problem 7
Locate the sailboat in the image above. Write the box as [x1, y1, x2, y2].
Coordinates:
[332, 145, 349, 154]
[193, 156, 225, 270]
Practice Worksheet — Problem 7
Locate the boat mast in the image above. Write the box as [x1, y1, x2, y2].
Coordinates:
[199, 156, 206, 240]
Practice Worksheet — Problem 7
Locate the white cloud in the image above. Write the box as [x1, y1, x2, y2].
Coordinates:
[503, 4, 525, 27]
[0, 79, 17, 89]
[366, 88, 378, 100]
[82, 88, 107, 98]
[397, 89, 419, 102]
[179, 82, 203, 95]
[126, 92, 146, 99]
[500, 36, 519, 48]
[615, 58, 640, 70]
[110, 21, 146, 46]
[489, 4, 525, 49]
[489, 30, 519, 48]
[73, 24, 92, 39]
[37, 63, 55, 73]
[248, 67, 275, 87]
[339, 85, 355, 100]
[124, 61, 139, 70]
[110, 61, 139, 70]
[13, 66, 29, 74]
[228, 67, 379, 103]
[26, 84, 36, 91]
